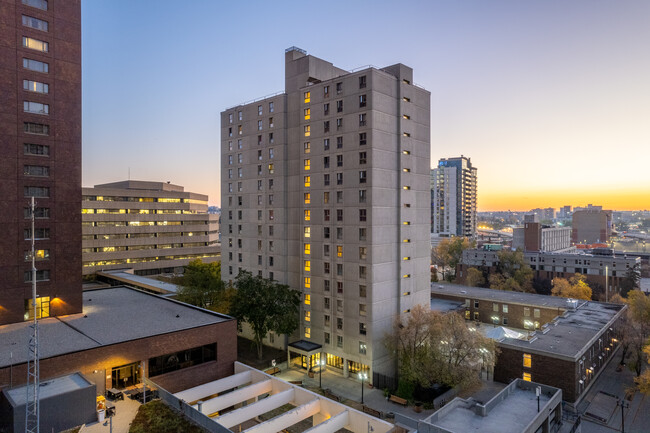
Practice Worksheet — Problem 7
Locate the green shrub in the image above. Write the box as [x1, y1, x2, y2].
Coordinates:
[396, 380, 415, 401]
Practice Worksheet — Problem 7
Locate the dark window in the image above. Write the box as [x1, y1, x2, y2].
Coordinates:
[336, 100, 343, 113]
[24, 143, 49, 156]
[24, 122, 49, 135]
[148, 343, 217, 377]
[359, 75, 366, 89]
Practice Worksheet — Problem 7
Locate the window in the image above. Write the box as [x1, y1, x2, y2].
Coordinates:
[493, 303, 499, 312]
[336, 172, 343, 185]
[336, 100, 343, 113]
[304, 227, 311, 238]
[24, 269, 49, 283]
[324, 138, 330, 151]
[304, 260, 311, 272]
[304, 192, 310, 204]
[324, 174, 330, 185]
[336, 263, 343, 276]
[304, 243, 311, 255]
[359, 266, 367, 279]
[336, 118, 343, 130]
[24, 295, 50, 320]
[359, 75, 366, 89]
[336, 82, 342, 94]
[22, 15, 48, 31]
[324, 120, 330, 133]
[337, 245, 343, 257]
[359, 170, 367, 183]
[24, 122, 49, 135]
[324, 332, 331, 344]
[337, 335, 343, 348]
[304, 142, 311, 154]
[24, 186, 49, 197]
[304, 175, 311, 187]
[268, 226, 274, 236]
[523, 372, 531, 382]
[359, 341, 367, 355]
[238, 153, 243, 163]
[324, 103, 329, 115]
[534, 308, 540, 318]
[323, 156, 330, 168]
[324, 262, 330, 274]
[324, 227, 330, 239]
[23, 36, 48, 52]
[359, 247, 367, 260]
[474, 311, 479, 321]
[24, 143, 49, 156]
[25, 249, 49, 261]
[359, 209, 367, 221]
[258, 105, 263, 116]
[269, 101, 274, 112]
[24, 165, 49, 177]
[324, 244, 330, 257]
[359, 151, 367, 165]
[238, 111, 243, 121]
[238, 125, 243, 135]
[268, 162, 274, 173]
[503, 304, 508, 313]
[257, 120, 263, 130]
[336, 154, 343, 167]
[238, 167, 243, 178]
[23, 0, 48, 10]
[337, 209, 343, 222]
[336, 227, 343, 240]
[304, 277, 311, 288]
[304, 91, 311, 103]
[359, 94, 367, 107]
[359, 304, 367, 316]
[524, 307, 530, 317]
[359, 113, 366, 126]
[304, 159, 311, 170]
[337, 318, 343, 330]
[359, 227, 367, 241]
[24, 207, 49, 219]
[523, 353, 532, 368]
[24, 228, 49, 239]
[304, 210, 311, 221]
[23, 79, 48, 94]
[323, 191, 329, 203]
[23, 58, 48, 73]
[229, 113, 233, 124]
[324, 85, 329, 98]
[324, 209, 330, 221]
[304, 108, 310, 120]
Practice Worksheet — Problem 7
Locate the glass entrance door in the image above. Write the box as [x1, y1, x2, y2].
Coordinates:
[111, 362, 140, 389]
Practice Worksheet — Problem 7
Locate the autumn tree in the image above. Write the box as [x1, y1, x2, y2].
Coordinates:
[229, 270, 301, 359]
[620, 264, 641, 297]
[465, 267, 486, 287]
[489, 250, 534, 292]
[625, 290, 650, 381]
[388, 305, 497, 393]
[551, 274, 592, 300]
[176, 260, 234, 313]
[432, 237, 474, 282]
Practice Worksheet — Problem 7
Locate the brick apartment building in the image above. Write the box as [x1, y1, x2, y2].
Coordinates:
[431, 284, 626, 404]
[0, 0, 82, 325]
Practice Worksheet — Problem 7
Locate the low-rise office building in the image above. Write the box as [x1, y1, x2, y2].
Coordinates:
[82, 180, 220, 276]
[512, 222, 572, 252]
[431, 284, 625, 405]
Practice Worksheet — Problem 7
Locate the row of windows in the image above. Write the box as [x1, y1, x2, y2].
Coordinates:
[303, 76, 367, 104]
[82, 220, 204, 227]
[83, 242, 211, 253]
[23, 0, 48, 11]
[303, 114, 368, 136]
[304, 95, 367, 120]
[22, 14, 48, 31]
[83, 253, 220, 268]
[227, 101, 275, 124]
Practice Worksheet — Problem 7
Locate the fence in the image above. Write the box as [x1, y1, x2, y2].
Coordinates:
[144, 377, 231, 433]
[373, 372, 397, 391]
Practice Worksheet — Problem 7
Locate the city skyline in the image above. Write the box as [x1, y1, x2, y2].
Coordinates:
[82, 0, 650, 211]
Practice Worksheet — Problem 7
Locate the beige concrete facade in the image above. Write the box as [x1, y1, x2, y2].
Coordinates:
[220, 48, 431, 382]
[82, 180, 219, 275]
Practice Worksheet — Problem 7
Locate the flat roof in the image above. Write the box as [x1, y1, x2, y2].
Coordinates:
[431, 282, 587, 310]
[4, 373, 93, 407]
[499, 301, 624, 360]
[0, 286, 233, 368]
[97, 270, 181, 294]
[427, 380, 558, 433]
[430, 298, 465, 313]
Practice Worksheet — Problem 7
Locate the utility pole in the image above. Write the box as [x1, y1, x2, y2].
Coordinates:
[605, 266, 609, 302]
[25, 196, 40, 433]
[619, 398, 629, 433]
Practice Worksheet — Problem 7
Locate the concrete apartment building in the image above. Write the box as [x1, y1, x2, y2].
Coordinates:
[458, 249, 641, 294]
[512, 222, 572, 252]
[220, 47, 431, 383]
[431, 156, 477, 238]
[0, 0, 82, 325]
[82, 180, 219, 276]
[431, 283, 625, 404]
[572, 209, 613, 244]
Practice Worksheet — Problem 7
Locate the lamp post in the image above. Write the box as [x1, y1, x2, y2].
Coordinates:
[359, 372, 368, 404]
[619, 398, 629, 433]
[319, 359, 325, 389]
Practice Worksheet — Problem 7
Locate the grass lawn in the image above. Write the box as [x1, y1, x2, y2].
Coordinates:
[129, 400, 204, 433]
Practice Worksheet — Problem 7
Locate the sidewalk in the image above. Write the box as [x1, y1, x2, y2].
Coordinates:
[81, 397, 141, 433]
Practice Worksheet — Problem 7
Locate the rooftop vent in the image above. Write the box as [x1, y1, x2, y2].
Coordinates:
[566, 299, 579, 310]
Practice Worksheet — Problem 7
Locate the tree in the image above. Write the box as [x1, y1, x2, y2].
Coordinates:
[433, 237, 474, 282]
[626, 290, 650, 381]
[551, 274, 592, 300]
[176, 260, 233, 312]
[388, 305, 497, 392]
[489, 250, 534, 292]
[465, 267, 486, 287]
[620, 264, 641, 297]
[229, 270, 301, 359]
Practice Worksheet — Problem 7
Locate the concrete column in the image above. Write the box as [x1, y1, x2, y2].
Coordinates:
[343, 359, 349, 378]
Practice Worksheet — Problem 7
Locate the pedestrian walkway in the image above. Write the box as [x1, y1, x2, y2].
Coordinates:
[80, 397, 141, 433]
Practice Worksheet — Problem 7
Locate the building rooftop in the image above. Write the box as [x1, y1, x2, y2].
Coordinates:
[500, 301, 624, 360]
[432, 282, 586, 310]
[430, 298, 465, 313]
[0, 286, 233, 368]
[4, 373, 93, 407]
[97, 270, 180, 295]
[423, 379, 561, 433]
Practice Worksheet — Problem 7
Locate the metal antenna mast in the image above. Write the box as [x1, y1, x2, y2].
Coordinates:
[26, 196, 40, 433]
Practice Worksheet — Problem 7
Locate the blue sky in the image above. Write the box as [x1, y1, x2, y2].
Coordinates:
[82, 0, 650, 210]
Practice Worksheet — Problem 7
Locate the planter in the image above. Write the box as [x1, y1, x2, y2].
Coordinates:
[414, 403, 423, 413]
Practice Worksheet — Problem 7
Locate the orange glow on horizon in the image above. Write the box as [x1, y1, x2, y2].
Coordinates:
[479, 187, 650, 212]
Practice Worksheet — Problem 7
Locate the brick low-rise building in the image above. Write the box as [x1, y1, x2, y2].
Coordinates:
[431, 283, 626, 405]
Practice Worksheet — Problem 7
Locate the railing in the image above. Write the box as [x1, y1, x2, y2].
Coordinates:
[224, 90, 285, 111]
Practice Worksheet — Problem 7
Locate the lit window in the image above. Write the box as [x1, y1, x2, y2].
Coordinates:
[304, 125, 311, 137]
[523, 354, 532, 368]
[304, 176, 311, 187]
[304, 210, 311, 221]
[304, 260, 311, 272]
[269, 101, 274, 112]
[304, 294, 311, 305]
[337, 245, 343, 257]
[24, 296, 50, 320]
[268, 163, 274, 174]
[23, 80, 48, 94]
[304, 192, 310, 204]
[305, 327, 311, 338]
[258, 105, 263, 116]
[304, 243, 311, 255]
[304, 108, 310, 120]
[304, 159, 311, 170]
[523, 372, 531, 382]
[304, 91, 310, 103]
[304, 142, 311, 153]
[304, 227, 311, 238]
[23, 36, 48, 52]
[304, 277, 311, 288]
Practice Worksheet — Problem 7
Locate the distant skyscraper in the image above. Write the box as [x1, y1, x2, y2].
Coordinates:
[0, 0, 82, 325]
[221, 48, 431, 381]
[431, 156, 477, 238]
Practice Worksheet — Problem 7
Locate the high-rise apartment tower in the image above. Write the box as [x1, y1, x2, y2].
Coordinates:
[221, 48, 431, 381]
[0, 0, 82, 325]
[431, 156, 477, 238]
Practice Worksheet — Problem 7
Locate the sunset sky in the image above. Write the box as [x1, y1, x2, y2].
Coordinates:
[81, 0, 650, 211]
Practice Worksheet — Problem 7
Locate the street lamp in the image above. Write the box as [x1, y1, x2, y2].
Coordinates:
[319, 358, 325, 389]
[619, 398, 629, 433]
[359, 372, 368, 404]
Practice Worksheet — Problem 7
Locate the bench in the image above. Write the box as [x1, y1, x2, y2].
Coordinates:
[288, 380, 303, 386]
[362, 405, 382, 419]
[264, 367, 280, 376]
[323, 389, 340, 402]
[389, 395, 408, 406]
